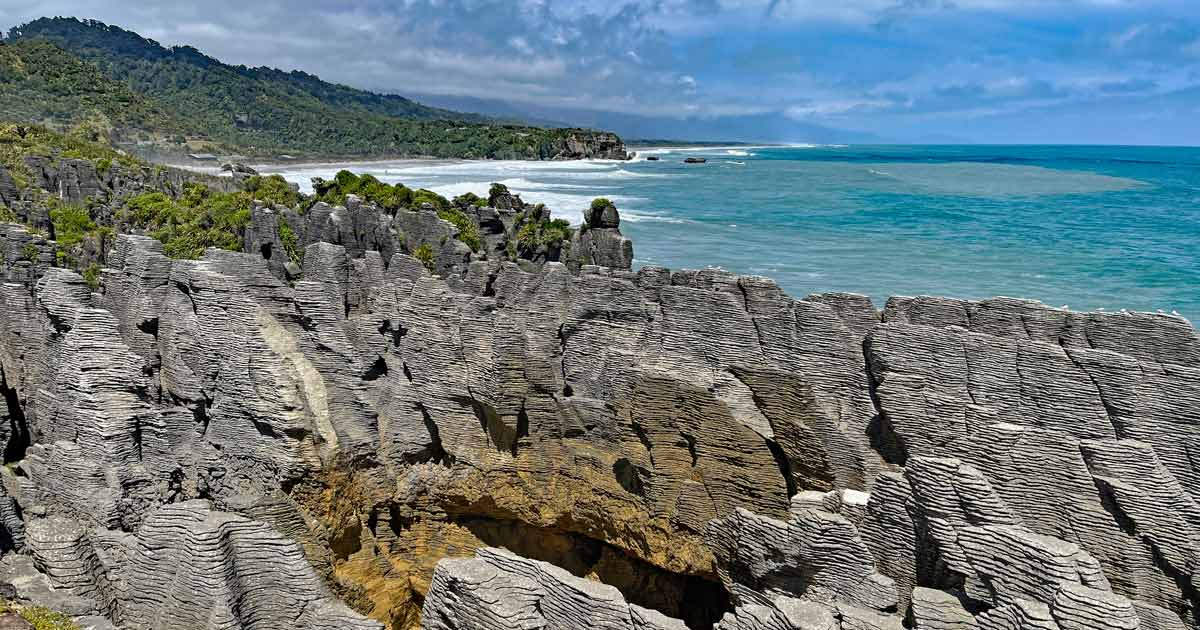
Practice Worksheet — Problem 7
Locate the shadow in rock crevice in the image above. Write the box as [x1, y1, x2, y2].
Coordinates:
[457, 516, 731, 630]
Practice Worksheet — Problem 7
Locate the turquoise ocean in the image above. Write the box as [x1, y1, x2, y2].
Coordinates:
[266, 145, 1200, 322]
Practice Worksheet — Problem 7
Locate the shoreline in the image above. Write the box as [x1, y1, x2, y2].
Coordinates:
[164, 156, 463, 177]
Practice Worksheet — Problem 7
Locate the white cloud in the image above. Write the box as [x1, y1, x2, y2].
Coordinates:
[508, 36, 533, 54]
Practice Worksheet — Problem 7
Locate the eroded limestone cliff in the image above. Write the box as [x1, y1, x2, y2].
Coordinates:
[0, 160, 1194, 630]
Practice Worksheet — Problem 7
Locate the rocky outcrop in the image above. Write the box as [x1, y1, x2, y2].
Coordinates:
[0, 190, 1195, 630]
[0, 155, 239, 234]
[245, 183, 634, 282]
[568, 199, 634, 271]
[551, 131, 633, 160]
[16, 501, 382, 629]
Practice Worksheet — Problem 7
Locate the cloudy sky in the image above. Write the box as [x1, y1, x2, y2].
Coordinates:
[3, 0, 1199, 144]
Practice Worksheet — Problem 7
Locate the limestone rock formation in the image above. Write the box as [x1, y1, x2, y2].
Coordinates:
[553, 131, 633, 160]
[0, 169, 1195, 630]
[569, 199, 634, 271]
[423, 547, 686, 630]
[0, 156, 238, 234]
[243, 183, 634, 282]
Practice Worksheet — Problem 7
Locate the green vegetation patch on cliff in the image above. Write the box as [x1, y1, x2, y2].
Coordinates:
[278, 215, 301, 265]
[414, 243, 435, 271]
[49, 200, 112, 267]
[0, 121, 141, 190]
[312, 170, 481, 252]
[311, 171, 417, 212]
[0, 602, 80, 630]
[436, 205, 482, 252]
[517, 215, 573, 251]
[244, 174, 301, 208]
[122, 183, 251, 258]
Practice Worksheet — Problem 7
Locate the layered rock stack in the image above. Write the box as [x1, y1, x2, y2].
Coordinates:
[569, 198, 634, 271]
[0, 200, 1193, 629]
[245, 183, 635, 283]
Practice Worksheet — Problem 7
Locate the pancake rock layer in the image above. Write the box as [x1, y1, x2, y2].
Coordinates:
[0, 224, 1195, 630]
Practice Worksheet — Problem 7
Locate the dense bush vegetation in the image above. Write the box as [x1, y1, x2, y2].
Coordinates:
[0, 38, 180, 142]
[122, 184, 252, 259]
[49, 200, 111, 267]
[0, 122, 140, 189]
[311, 171, 420, 211]
[517, 216, 573, 251]
[452, 192, 487, 208]
[244, 174, 301, 208]
[310, 170, 481, 251]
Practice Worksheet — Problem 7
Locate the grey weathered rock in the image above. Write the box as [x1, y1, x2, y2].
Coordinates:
[706, 507, 897, 611]
[569, 202, 634, 272]
[0, 180, 1197, 630]
[423, 547, 688, 630]
[117, 500, 380, 629]
[911, 587, 979, 630]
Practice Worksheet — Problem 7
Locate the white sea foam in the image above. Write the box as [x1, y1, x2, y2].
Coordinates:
[621, 210, 691, 224]
[262, 156, 687, 225]
[783, 143, 846, 149]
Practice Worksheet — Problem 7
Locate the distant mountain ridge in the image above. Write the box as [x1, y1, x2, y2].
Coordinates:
[0, 17, 631, 160]
[416, 93, 888, 145]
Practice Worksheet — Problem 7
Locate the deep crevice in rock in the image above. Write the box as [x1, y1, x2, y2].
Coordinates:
[765, 438, 797, 498]
[378, 319, 405, 348]
[415, 402, 451, 466]
[863, 336, 907, 466]
[362, 356, 388, 381]
[0, 369, 30, 463]
[137, 317, 159, 337]
[612, 457, 645, 496]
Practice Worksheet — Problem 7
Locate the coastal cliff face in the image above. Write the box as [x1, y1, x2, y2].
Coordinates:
[0, 150, 1196, 629]
[553, 131, 633, 160]
[0, 153, 240, 233]
[0, 226, 1197, 630]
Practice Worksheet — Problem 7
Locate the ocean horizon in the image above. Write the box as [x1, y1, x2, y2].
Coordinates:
[260, 143, 1200, 323]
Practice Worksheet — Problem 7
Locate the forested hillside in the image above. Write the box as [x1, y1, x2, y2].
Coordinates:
[0, 18, 630, 160]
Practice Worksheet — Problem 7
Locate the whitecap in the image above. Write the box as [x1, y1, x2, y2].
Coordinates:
[620, 210, 691, 224]
[420, 183, 648, 224]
